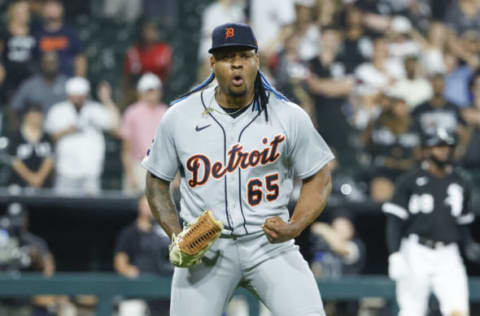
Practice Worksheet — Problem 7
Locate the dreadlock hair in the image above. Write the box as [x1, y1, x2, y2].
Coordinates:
[172, 70, 289, 121]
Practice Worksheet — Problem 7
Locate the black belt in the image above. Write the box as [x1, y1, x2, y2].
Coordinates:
[220, 233, 242, 240]
[417, 236, 452, 249]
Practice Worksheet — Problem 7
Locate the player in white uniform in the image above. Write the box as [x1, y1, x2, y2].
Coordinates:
[384, 129, 480, 316]
[143, 23, 334, 316]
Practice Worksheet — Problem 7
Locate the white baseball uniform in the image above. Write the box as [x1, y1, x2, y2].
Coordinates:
[383, 166, 474, 315]
[142, 86, 334, 316]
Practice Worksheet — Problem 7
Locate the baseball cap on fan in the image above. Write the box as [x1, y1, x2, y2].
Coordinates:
[209, 23, 258, 54]
[137, 73, 162, 93]
[66, 77, 90, 96]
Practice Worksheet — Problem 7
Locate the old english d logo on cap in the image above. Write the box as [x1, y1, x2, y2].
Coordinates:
[209, 23, 258, 53]
[225, 27, 235, 39]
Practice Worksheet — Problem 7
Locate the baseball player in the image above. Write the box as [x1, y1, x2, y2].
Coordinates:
[142, 23, 334, 316]
[383, 129, 480, 316]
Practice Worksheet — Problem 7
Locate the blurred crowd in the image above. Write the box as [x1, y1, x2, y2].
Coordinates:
[0, 0, 479, 315]
[199, 0, 480, 206]
[1, 0, 480, 202]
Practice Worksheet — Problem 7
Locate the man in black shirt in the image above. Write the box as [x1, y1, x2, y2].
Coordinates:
[114, 195, 172, 316]
[412, 74, 465, 136]
[382, 129, 480, 316]
[8, 103, 54, 189]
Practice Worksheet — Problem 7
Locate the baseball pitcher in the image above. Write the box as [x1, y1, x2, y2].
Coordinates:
[142, 23, 334, 316]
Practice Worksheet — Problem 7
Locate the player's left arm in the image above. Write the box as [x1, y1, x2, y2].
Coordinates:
[262, 163, 332, 243]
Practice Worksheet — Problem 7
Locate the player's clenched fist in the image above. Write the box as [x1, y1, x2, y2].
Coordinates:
[262, 216, 301, 243]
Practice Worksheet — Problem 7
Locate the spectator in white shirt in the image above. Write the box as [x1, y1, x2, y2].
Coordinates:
[250, 0, 295, 53]
[355, 37, 406, 96]
[44, 77, 120, 194]
[387, 55, 433, 109]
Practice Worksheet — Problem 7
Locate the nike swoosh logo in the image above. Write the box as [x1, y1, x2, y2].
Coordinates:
[195, 124, 211, 132]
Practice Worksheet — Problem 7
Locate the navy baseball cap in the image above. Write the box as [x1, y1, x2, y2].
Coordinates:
[209, 23, 258, 54]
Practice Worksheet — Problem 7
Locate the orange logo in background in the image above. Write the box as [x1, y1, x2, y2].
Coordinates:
[225, 27, 235, 39]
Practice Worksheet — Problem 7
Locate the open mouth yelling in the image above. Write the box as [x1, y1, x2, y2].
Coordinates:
[232, 75, 244, 87]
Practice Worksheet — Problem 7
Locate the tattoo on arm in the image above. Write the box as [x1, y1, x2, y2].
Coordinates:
[145, 172, 182, 238]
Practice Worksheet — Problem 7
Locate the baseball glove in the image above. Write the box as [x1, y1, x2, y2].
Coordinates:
[169, 210, 224, 267]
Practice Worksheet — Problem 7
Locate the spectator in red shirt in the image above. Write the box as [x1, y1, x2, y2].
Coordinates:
[123, 20, 172, 106]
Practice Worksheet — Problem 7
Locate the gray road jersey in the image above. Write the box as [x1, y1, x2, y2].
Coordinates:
[142, 86, 334, 235]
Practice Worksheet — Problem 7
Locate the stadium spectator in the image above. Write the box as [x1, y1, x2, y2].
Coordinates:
[104, 0, 177, 30]
[387, 55, 433, 109]
[460, 71, 480, 174]
[123, 20, 173, 106]
[44, 77, 120, 195]
[403, 0, 432, 33]
[120, 73, 167, 194]
[363, 96, 420, 202]
[310, 213, 366, 316]
[114, 195, 172, 316]
[315, 0, 342, 27]
[387, 16, 420, 59]
[340, 5, 371, 73]
[103, 0, 142, 23]
[284, 0, 320, 62]
[305, 26, 354, 154]
[310, 210, 365, 279]
[0, 1, 36, 104]
[7, 102, 54, 190]
[414, 21, 448, 75]
[0, 203, 57, 315]
[33, 0, 86, 77]
[271, 34, 313, 117]
[354, 36, 406, 96]
[445, 0, 480, 35]
[250, 0, 295, 55]
[443, 50, 475, 108]
[10, 51, 67, 115]
[412, 74, 466, 136]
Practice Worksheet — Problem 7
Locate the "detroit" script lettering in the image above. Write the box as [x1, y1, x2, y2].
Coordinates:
[186, 134, 286, 187]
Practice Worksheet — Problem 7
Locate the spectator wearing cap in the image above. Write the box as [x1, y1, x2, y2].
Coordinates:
[44, 77, 120, 194]
[120, 73, 168, 193]
[7, 102, 54, 189]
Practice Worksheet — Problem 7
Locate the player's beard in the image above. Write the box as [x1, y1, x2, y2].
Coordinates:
[429, 152, 453, 169]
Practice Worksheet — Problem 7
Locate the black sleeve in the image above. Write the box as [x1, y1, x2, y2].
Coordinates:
[456, 171, 475, 225]
[386, 214, 407, 254]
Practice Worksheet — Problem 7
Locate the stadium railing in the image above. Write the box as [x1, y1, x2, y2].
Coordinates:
[2, 273, 480, 316]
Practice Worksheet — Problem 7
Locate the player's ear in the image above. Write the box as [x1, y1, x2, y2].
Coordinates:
[209, 55, 215, 69]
